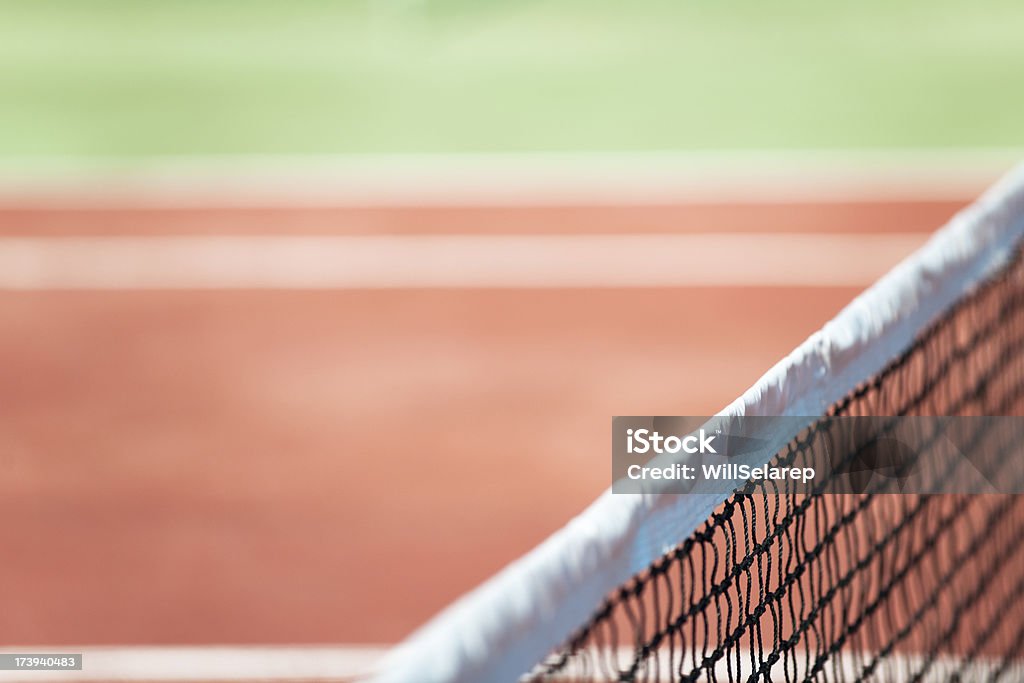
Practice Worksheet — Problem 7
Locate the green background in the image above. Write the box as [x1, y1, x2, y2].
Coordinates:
[2, 0, 1022, 157]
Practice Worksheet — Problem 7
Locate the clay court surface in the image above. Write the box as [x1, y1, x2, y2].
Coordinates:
[0, 194, 974, 646]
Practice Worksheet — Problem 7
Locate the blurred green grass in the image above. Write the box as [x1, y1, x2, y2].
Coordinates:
[1, 0, 1022, 156]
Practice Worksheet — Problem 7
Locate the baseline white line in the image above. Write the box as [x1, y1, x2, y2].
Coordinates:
[0, 234, 927, 290]
[0, 646, 388, 682]
[4, 644, 1015, 683]
[0, 150, 1019, 207]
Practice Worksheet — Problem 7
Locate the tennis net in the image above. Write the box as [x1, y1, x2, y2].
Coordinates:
[374, 164, 1024, 683]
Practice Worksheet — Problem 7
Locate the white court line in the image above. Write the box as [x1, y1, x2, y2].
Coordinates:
[0, 149, 1019, 207]
[0, 646, 388, 682]
[2, 645, 1015, 682]
[0, 234, 928, 290]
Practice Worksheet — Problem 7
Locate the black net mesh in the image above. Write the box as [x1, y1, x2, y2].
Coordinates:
[526, 247, 1024, 682]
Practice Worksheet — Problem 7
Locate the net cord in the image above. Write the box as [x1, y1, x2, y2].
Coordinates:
[371, 163, 1024, 683]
